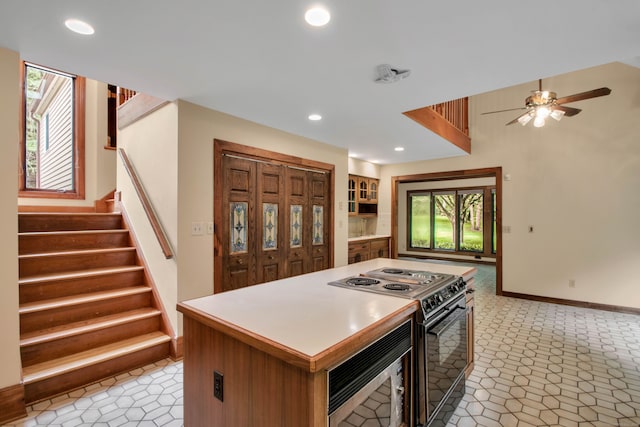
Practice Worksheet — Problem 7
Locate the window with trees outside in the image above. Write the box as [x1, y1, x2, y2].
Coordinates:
[408, 186, 496, 257]
[20, 62, 85, 198]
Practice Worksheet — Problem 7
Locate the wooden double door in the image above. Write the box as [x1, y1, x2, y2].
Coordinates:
[217, 150, 331, 293]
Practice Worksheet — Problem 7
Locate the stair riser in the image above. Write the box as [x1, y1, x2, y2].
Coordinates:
[19, 232, 130, 254]
[20, 292, 152, 334]
[20, 250, 137, 277]
[20, 270, 145, 304]
[23, 342, 171, 404]
[19, 214, 123, 232]
[21, 315, 162, 366]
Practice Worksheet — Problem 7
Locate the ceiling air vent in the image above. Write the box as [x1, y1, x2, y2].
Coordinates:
[374, 64, 411, 84]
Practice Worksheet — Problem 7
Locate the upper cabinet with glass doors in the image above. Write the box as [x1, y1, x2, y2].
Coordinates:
[349, 174, 379, 216]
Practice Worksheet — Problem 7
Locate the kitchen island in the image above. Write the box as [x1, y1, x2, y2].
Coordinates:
[177, 258, 475, 427]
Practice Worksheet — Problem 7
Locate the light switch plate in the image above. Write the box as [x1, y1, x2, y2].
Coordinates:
[191, 222, 204, 236]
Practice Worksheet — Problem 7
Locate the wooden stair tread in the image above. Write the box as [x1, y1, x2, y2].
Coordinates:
[19, 265, 145, 285]
[19, 286, 152, 314]
[21, 307, 161, 347]
[19, 212, 122, 217]
[19, 247, 136, 260]
[22, 332, 171, 384]
[19, 229, 128, 237]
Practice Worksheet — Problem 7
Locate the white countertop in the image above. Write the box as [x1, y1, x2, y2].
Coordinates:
[348, 234, 391, 242]
[179, 258, 475, 358]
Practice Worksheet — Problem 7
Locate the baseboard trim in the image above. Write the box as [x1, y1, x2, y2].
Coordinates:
[0, 383, 27, 424]
[501, 291, 640, 316]
[398, 253, 497, 266]
[171, 336, 183, 360]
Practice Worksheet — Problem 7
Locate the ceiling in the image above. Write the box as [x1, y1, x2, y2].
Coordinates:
[1, 1, 639, 164]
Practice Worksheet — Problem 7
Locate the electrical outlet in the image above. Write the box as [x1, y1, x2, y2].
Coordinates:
[503, 225, 511, 234]
[191, 222, 204, 236]
[569, 279, 576, 288]
[214, 371, 224, 402]
[207, 222, 214, 234]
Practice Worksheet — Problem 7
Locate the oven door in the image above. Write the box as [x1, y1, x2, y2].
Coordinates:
[424, 294, 467, 422]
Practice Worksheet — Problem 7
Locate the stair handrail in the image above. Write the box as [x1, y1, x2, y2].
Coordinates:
[118, 148, 174, 259]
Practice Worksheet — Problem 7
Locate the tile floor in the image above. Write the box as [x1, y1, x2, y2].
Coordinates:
[450, 263, 640, 427]
[6, 263, 640, 427]
[5, 360, 183, 427]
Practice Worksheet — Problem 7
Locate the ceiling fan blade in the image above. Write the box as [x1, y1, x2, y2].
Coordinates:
[481, 106, 527, 115]
[506, 111, 532, 126]
[556, 87, 611, 105]
[551, 105, 581, 117]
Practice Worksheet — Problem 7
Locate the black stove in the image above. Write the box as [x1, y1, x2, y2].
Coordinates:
[328, 267, 468, 427]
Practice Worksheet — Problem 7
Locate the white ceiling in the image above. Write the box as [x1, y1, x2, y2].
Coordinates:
[1, 1, 639, 164]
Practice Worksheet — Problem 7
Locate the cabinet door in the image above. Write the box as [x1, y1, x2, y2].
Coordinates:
[256, 163, 285, 283]
[348, 241, 370, 264]
[285, 168, 310, 277]
[369, 238, 389, 259]
[310, 171, 330, 272]
[357, 177, 368, 202]
[222, 156, 256, 291]
[368, 179, 379, 203]
[348, 175, 357, 216]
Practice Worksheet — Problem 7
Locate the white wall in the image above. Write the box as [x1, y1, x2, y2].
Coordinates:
[380, 62, 640, 309]
[348, 157, 380, 178]
[117, 103, 179, 334]
[176, 101, 349, 332]
[18, 79, 116, 207]
[116, 100, 349, 334]
[0, 47, 23, 389]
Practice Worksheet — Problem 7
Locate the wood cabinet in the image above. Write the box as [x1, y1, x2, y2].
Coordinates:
[216, 141, 333, 293]
[465, 279, 475, 378]
[356, 176, 378, 203]
[179, 296, 415, 427]
[348, 175, 379, 216]
[348, 241, 370, 264]
[370, 237, 389, 259]
[348, 237, 390, 264]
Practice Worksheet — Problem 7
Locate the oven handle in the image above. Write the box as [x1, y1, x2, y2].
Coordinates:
[426, 306, 466, 338]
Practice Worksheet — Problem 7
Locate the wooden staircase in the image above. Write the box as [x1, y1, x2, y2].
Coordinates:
[18, 212, 172, 403]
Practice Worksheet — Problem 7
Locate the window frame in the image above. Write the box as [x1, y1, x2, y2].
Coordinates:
[407, 185, 496, 258]
[19, 61, 85, 199]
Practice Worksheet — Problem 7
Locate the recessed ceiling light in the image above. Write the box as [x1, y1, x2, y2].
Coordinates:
[370, 160, 380, 164]
[65, 18, 95, 35]
[305, 7, 330, 27]
[308, 114, 322, 121]
[394, 147, 405, 152]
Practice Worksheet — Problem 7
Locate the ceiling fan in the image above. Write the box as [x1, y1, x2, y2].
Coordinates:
[482, 80, 611, 127]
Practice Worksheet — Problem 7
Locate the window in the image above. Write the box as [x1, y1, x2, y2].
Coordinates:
[458, 190, 483, 252]
[408, 186, 495, 257]
[409, 193, 431, 248]
[434, 192, 455, 250]
[20, 62, 85, 198]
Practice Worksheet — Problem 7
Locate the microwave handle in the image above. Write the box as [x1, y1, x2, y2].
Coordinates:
[427, 306, 465, 338]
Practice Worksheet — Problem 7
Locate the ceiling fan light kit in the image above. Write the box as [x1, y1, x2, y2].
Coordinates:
[482, 79, 611, 127]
